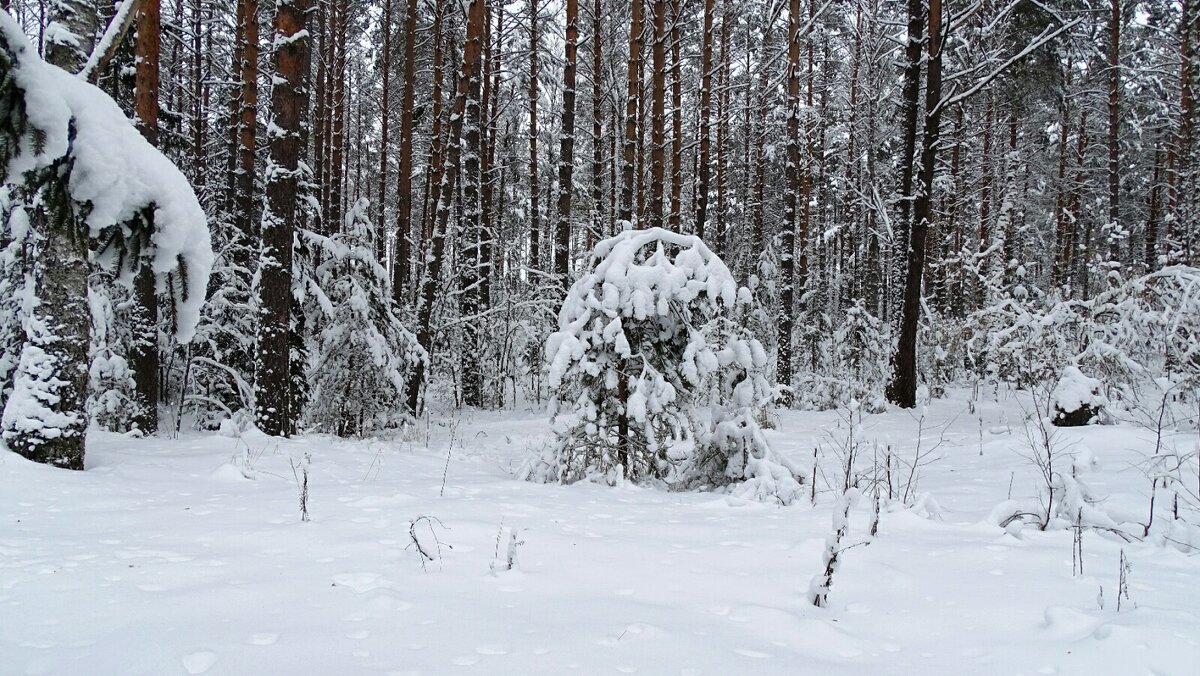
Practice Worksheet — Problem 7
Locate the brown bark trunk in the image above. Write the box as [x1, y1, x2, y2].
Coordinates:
[695, 0, 714, 238]
[778, 0, 801, 400]
[132, 0, 161, 435]
[408, 0, 488, 415]
[1106, 0, 1121, 271]
[376, 0, 394, 260]
[620, 0, 644, 225]
[591, 0, 605, 241]
[669, 0, 682, 229]
[887, 0, 943, 409]
[529, 0, 542, 268]
[392, 0, 420, 300]
[256, 0, 310, 436]
[234, 0, 258, 238]
[555, 0, 579, 283]
[649, 0, 666, 230]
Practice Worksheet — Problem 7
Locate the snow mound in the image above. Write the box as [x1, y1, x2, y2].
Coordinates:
[1051, 367, 1105, 427]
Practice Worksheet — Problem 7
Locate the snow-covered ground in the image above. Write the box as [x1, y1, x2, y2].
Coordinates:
[2, 390, 1198, 675]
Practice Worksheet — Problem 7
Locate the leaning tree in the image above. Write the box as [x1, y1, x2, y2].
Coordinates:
[0, 12, 212, 468]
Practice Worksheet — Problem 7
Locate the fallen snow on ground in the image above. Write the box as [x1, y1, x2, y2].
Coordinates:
[1, 390, 1197, 675]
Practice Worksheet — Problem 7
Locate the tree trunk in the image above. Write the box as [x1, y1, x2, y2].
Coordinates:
[392, 0, 419, 300]
[886, 0, 944, 409]
[2, 1, 101, 469]
[408, 0, 487, 415]
[777, 0, 801, 401]
[591, 0, 605, 241]
[376, 0, 393, 260]
[695, 0, 714, 238]
[555, 0, 578, 284]
[131, 0, 161, 434]
[234, 0, 258, 239]
[255, 0, 310, 436]
[669, 0, 682, 229]
[528, 0, 542, 268]
[460, 0, 486, 408]
[620, 0, 643, 225]
[1105, 0, 1121, 275]
[648, 0, 666, 230]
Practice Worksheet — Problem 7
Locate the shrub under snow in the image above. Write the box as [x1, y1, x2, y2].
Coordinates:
[525, 227, 804, 504]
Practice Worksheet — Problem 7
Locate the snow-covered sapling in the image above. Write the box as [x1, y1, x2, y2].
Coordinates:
[290, 453, 311, 522]
[527, 228, 803, 503]
[489, 523, 525, 574]
[408, 515, 451, 571]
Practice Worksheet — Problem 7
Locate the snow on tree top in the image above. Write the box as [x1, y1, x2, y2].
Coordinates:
[560, 227, 737, 324]
[1, 13, 212, 342]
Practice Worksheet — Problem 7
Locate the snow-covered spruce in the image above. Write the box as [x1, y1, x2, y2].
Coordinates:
[0, 15, 212, 467]
[525, 227, 804, 504]
[301, 199, 423, 436]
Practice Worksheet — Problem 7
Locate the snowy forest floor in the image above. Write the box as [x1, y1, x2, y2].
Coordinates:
[2, 389, 1198, 675]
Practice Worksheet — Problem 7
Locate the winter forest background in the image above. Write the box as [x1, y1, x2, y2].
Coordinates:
[2, 0, 1198, 451]
[1, 0, 1200, 673]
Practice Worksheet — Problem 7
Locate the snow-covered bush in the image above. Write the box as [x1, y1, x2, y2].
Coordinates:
[86, 280, 139, 432]
[526, 228, 803, 503]
[968, 265, 1200, 408]
[302, 200, 423, 436]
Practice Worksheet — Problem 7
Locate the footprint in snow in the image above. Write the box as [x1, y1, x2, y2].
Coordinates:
[180, 650, 218, 674]
[475, 644, 507, 655]
[331, 573, 390, 593]
[733, 648, 771, 659]
[247, 633, 279, 646]
[452, 655, 481, 666]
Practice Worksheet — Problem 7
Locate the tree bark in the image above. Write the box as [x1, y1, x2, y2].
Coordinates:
[132, 0, 161, 434]
[648, 0, 666, 230]
[695, 0, 714, 238]
[255, 0, 310, 436]
[233, 0, 258, 239]
[777, 0, 801, 401]
[528, 0, 542, 268]
[886, 0, 944, 409]
[392, 0, 419, 300]
[408, 0, 487, 415]
[619, 0, 643, 225]
[555, 0, 578, 284]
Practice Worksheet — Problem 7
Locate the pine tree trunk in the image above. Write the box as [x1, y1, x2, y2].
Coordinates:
[620, 0, 643, 225]
[777, 0, 801, 402]
[1167, 0, 1194, 262]
[886, 0, 943, 409]
[131, 0, 161, 435]
[392, 0, 419, 300]
[234, 0, 258, 239]
[668, 0, 682, 229]
[528, 0, 542, 269]
[329, 0, 348, 229]
[255, 0, 310, 436]
[376, 0, 393, 260]
[460, 0, 486, 408]
[408, 0, 487, 415]
[555, 0, 578, 284]
[695, 0, 713, 238]
[1106, 0, 1121, 273]
[648, 0, 666, 230]
[591, 0, 605, 241]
